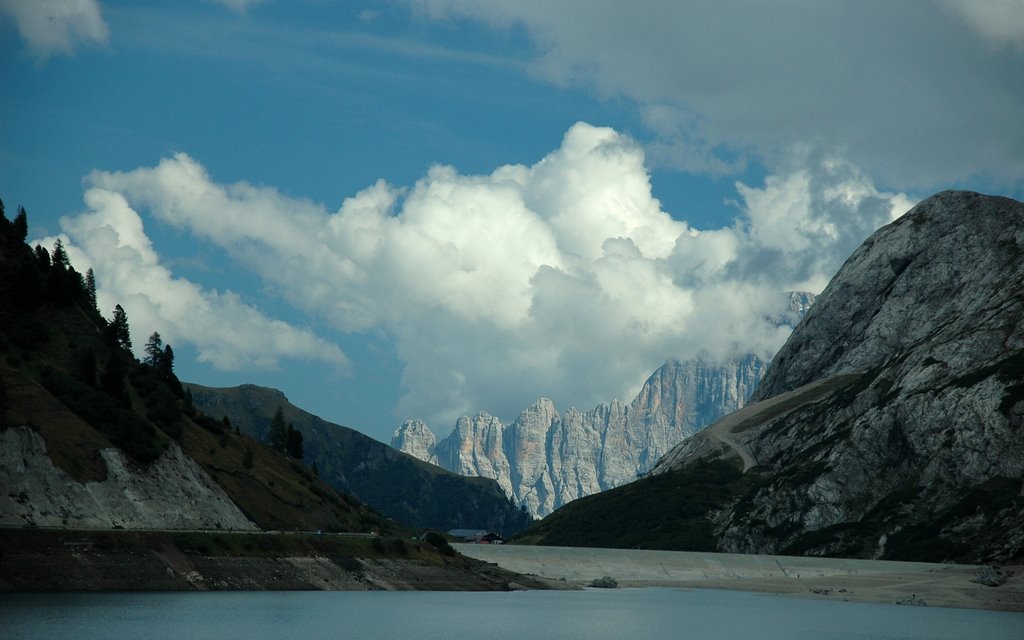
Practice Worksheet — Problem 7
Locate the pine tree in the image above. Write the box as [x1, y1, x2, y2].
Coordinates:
[12, 206, 27, 242]
[33, 245, 50, 271]
[162, 344, 174, 375]
[285, 424, 304, 459]
[85, 268, 97, 312]
[144, 332, 164, 367]
[268, 406, 288, 452]
[52, 238, 69, 267]
[108, 304, 132, 352]
[48, 239, 72, 306]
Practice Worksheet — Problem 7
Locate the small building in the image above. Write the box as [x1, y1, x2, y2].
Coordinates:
[477, 532, 504, 544]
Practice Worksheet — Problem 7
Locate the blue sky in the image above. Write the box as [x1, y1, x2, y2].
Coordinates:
[2, 0, 1023, 443]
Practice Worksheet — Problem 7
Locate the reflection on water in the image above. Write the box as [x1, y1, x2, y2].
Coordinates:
[1, 588, 1022, 640]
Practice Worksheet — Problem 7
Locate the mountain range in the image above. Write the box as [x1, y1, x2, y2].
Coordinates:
[516, 191, 1024, 564]
[393, 292, 814, 517]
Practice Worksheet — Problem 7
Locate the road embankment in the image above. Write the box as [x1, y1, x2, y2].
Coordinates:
[0, 529, 549, 592]
[455, 544, 1024, 611]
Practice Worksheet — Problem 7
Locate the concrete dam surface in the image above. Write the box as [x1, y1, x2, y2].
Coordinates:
[453, 544, 1024, 612]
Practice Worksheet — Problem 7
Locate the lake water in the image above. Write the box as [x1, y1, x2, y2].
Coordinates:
[1, 588, 1021, 640]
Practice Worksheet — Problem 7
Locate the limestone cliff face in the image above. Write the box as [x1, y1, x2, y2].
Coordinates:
[657, 191, 1024, 562]
[392, 354, 773, 517]
[391, 420, 438, 466]
[436, 412, 513, 497]
[0, 427, 257, 530]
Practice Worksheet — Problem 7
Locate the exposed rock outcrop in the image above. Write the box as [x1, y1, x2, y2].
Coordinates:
[391, 419, 437, 465]
[588, 575, 618, 588]
[656, 191, 1024, 563]
[972, 565, 1010, 587]
[393, 354, 773, 517]
[0, 426, 257, 530]
[394, 290, 815, 518]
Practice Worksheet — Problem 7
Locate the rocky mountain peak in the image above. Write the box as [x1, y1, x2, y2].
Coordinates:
[391, 419, 438, 466]
[650, 190, 1024, 562]
[392, 291, 817, 517]
[754, 190, 1024, 402]
[393, 355, 781, 516]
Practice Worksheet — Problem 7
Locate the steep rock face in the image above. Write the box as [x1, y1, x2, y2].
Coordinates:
[393, 355, 773, 517]
[0, 427, 257, 530]
[753, 193, 1021, 401]
[659, 191, 1024, 562]
[392, 420, 438, 466]
[437, 413, 511, 489]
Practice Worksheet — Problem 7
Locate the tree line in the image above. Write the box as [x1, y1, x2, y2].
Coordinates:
[1, 197, 307, 469]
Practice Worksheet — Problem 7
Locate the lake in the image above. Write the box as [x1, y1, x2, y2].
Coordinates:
[2, 588, 1021, 640]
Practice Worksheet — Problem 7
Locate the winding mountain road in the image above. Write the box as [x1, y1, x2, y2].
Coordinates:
[657, 372, 864, 473]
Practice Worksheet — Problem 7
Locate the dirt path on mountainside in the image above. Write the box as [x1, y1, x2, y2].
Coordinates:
[701, 373, 865, 471]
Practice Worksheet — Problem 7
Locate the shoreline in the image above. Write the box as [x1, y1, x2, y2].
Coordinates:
[0, 529, 550, 592]
[455, 544, 1024, 612]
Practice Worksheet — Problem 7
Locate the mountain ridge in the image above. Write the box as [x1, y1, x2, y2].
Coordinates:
[186, 382, 533, 536]
[514, 190, 1024, 564]
[393, 292, 814, 517]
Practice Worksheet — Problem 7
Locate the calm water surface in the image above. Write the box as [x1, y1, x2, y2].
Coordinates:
[1, 588, 1021, 640]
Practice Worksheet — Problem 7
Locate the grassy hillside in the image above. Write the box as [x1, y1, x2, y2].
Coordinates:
[513, 458, 749, 550]
[187, 383, 535, 536]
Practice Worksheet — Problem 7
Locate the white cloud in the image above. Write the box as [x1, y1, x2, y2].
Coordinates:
[208, 0, 265, 13]
[66, 123, 913, 430]
[34, 188, 349, 371]
[404, 0, 1024, 192]
[0, 0, 109, 61]
[940, 0, 1024, 47]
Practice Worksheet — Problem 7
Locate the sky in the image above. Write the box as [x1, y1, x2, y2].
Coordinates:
[2, 0, 1023, 444]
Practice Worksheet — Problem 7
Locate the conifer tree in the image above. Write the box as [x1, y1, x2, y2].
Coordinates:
[162, 344, 175, 375]
[33, 245, 50, 271]
[48, 239, 73, 306]
[85, 268, 97, 312]
[108, 304, 132, 352]
[268, 406, 288, 451]
[52, 238, 69, 267]
[12, 206, 27, 242]
[144, 332, 164, 367]
[285, 424, 304, 459]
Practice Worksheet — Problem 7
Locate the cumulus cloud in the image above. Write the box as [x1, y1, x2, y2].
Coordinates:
[0, 0, 109, 61]
[35, 189, 349, 371]
[941, 0, 1024, 47]
[65, 123, 912, 429]
[405, 0, 1024, 191]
